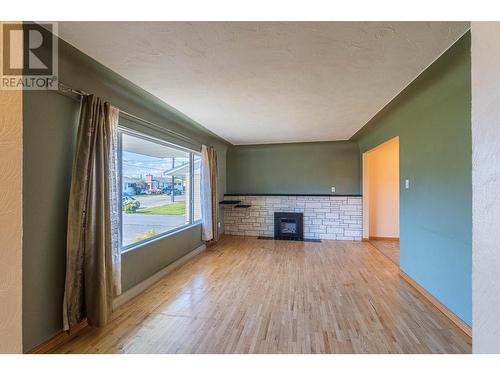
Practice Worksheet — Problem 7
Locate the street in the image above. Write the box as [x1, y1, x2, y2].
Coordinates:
[122, 194, 187, 247]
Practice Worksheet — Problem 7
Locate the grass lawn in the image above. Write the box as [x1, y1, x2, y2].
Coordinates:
[136, 202, 186, 215]
[131, 193, 167, 199]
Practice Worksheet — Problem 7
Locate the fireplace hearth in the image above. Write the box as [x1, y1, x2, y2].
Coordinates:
[274, 212, 303, 241]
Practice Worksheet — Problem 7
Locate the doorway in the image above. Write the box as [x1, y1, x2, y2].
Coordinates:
[362, 137, 400, 266]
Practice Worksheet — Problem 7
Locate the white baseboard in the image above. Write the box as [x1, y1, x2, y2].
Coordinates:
[113, 243, 206, 309]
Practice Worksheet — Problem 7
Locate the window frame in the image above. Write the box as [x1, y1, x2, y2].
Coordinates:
[118, 126, 202, 253]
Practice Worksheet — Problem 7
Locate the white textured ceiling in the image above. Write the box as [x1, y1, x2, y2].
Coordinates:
[58, 22, 469, 145]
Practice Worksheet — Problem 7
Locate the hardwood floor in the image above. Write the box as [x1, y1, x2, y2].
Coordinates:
[369, 239, 400, 266]
[51, 236, 471, 354]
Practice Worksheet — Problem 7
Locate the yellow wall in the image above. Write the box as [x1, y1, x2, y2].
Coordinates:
[0, 22, 23, 353]
[363, 137, 399, 239]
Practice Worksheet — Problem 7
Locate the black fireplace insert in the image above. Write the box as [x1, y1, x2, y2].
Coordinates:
[274, 212, 304, 241]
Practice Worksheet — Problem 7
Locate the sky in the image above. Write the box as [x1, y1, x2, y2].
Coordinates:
[122, 151, 189, 179]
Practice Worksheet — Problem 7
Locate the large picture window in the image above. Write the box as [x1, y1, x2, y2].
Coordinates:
[119, 129, 201, 250]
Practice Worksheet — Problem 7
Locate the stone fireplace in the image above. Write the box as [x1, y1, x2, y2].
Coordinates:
[222, 194, 362, 241]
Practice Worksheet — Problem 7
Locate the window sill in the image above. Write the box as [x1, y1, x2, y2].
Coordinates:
[121, 220, 202, 254]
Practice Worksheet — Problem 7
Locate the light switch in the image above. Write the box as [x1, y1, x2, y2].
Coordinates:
[405, 179, 410, 189]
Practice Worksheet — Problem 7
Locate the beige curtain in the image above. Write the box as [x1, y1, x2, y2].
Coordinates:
[63, 95, 121, 331]
[201, 145, 218, 242]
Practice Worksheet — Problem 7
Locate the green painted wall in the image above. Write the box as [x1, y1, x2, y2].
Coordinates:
[22, 38, 229, 352]
[23, 90, 79, 352]
[226, 142, 360, 194]
[121, 225, 203, 291]
[353, 33, 472, 325]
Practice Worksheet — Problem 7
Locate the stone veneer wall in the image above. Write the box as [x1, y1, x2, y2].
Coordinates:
[223, 195, 362, 240]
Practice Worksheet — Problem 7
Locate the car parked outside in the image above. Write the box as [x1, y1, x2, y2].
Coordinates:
[148, 187, 162, 194]
[162, 185, 184, 195]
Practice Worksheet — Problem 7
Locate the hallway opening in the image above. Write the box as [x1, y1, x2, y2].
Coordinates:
[362, 137, 400, 266]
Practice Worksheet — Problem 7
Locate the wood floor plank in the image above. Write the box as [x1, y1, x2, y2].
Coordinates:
[369, 239, 400, 265]
[51, 235, 471, 354]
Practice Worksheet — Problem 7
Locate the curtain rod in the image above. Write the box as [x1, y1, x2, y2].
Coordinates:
[57, 82, 201, 148]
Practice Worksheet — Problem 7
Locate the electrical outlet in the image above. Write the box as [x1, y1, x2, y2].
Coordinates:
[405, 179, 410, 189]
[331, 186, 336, 193]
[218, 222, 221, 228]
